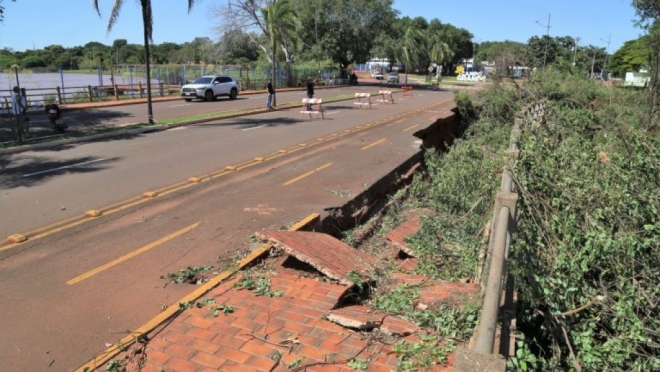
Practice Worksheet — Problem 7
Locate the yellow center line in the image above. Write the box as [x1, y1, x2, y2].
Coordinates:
[1, 97, 456, 253]
[283, 162, 333, 186]
[66, 222, 200, 285]
[361, 138, 387, 150]
[403, 124, 419, 132]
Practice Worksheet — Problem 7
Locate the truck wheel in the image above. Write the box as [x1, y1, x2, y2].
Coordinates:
[184, 98, 192, 102]
[205, 90, 214, 101]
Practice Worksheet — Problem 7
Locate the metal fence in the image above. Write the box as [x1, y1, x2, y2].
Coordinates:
[471, 101, 546, 355]
[1, 64, 347, 113]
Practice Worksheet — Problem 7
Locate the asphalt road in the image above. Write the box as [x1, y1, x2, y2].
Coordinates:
[0, 85, 455, 371]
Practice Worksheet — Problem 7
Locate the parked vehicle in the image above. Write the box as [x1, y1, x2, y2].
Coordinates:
[387, 72, 399, 83]
[181, 75, 239, 102]
[44, 103, 67, 133]
[372, 70, 384, 80]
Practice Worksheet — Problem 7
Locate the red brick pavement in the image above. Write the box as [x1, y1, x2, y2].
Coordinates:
[91, 229, 472, 372]
[255, 231, 379, 286]
[117, 273, 406, 372]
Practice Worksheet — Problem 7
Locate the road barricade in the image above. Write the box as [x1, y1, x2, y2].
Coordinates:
[300, 98, 324, 119]
[401, 86, 413, 99]
[377, 90, 394, 104]
[353, 93, 372, 109]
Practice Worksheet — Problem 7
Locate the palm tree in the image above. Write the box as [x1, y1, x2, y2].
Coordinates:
[261, 0, 298, 107]
[93, 0, 197, 124]
[399, 25, 425, 86]
[427, 37, 453, 82]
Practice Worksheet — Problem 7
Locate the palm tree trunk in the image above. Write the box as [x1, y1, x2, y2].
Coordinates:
[141, 5, 154, 124]
[271, 45, 277, 107]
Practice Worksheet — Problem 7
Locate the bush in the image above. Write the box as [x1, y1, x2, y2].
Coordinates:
[511, 74, 660, 370]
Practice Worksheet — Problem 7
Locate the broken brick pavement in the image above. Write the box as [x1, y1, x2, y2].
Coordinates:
[87, 213, 481, 371]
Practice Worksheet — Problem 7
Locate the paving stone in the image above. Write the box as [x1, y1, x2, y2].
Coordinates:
[416, 281, 480, 310]
[255, 230, 378, 285]
[386, 210, 434, 256]
[325, 305, 388, 330]
[381, 315, 420, 336]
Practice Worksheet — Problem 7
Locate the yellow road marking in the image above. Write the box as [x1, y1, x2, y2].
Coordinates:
[66, 222, 200, 285]
[283, 162, 333, 186]
[403, 124, 419, 132]
[2, 97, 456, 253]
[361, 138, 387, 150]
[74, 213, 320, 372]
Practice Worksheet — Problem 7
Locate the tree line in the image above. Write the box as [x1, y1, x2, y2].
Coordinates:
[0, 0, 650, 80]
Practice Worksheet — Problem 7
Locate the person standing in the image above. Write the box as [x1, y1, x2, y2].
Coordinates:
[11, 86, 28, 137]
[306, 78, 315, 110]
[266, 81, 275, 110]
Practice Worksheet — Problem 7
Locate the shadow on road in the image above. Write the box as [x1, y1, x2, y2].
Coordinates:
[0, 155, 121, 189]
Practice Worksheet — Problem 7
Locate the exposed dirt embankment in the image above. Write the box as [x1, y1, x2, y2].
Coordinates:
[321, 108, 462, 233]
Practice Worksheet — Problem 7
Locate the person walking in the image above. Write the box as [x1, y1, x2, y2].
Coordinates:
[306, 78, 315, 110]
[266, 81, 275, 110]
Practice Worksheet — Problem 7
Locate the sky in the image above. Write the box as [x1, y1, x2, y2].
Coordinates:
[0, 0, 644, 56]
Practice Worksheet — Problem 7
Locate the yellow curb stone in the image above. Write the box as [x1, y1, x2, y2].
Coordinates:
[85, 210, 102, 217]
[254, 157, 265, 162]
[142, 191, 158, 198]
[188, 177, 201, 183]
[7, 234, 27, 243]
[225, 166, 237, 171]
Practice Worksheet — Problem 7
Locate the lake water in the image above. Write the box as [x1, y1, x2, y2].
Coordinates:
[0, 72, 163, 106]
[0, 72, 156, 90]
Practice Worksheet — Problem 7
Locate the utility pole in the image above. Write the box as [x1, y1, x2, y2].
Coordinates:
[572, 37, 580, 66]
[536, 14, 551, 68]
[600, 33, 612, 68]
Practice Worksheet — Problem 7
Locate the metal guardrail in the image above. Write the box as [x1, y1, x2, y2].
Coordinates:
[472, 101, 546, 354]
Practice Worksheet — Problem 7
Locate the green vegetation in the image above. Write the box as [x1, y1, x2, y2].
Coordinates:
[408, 73, 658, 370]
[232, 270, 283, 297]
[161, 265, 214, 284]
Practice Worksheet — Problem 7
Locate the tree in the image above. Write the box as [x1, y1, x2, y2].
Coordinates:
[93, 0, 198, 124]
[293, 0, 398, 68]
[609, 36, 650, 77]
[399, 24, 424, 85]
[632, 0, 660, 128]
[216, 29, 260, 65]
[0, 0, 15, 23]
[262, 0, 299, 106]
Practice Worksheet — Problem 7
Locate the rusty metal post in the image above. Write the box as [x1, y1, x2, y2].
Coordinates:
[56, 86, 62, 104]
[138, 81, 144, 98]
[475, 206, 510, 353]
[474, 192, 517, 354]
[87, 85, 93, 102]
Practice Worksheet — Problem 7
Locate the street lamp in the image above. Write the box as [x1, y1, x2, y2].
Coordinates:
[535, 14, 551, 68]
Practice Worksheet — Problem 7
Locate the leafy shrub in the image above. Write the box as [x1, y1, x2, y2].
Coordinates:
[510, 74, 660, 370]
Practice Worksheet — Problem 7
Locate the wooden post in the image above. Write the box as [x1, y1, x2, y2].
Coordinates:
[87, 85, 93, 102]
[56, 86, 62, 104]
[138, 81, 143, 98]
